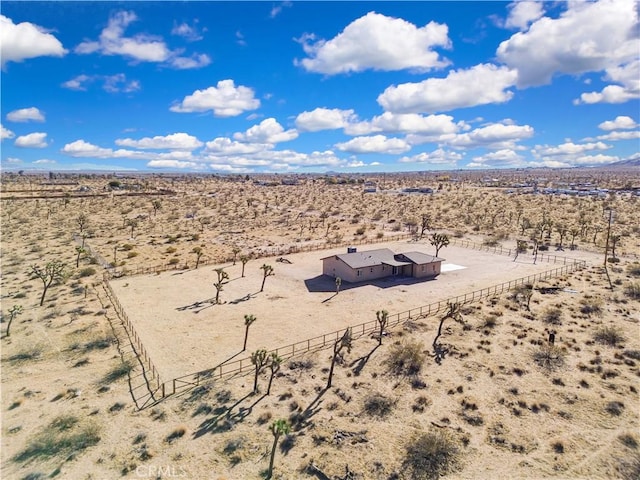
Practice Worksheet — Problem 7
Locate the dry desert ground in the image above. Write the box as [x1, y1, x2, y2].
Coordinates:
[1, 169, 639, 480]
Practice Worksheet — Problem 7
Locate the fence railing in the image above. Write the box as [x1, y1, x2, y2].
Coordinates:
[106, 233, 413, 279]
[160, 258, 586, 399]
[99, 234, 586, 408]
[101, 273, 162, 408]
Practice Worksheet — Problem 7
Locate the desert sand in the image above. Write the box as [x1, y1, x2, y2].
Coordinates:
[1, 169, 639, 480]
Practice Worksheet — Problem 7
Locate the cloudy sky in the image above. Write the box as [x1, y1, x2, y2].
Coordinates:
[1, 1, 638, 173]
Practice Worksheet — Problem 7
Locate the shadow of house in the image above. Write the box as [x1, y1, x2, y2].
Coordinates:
[319, 247, 444, 285]
[304, 273, 440, 293]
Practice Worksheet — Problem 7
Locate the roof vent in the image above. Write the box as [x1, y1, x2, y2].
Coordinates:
[347, 247, 357, 253]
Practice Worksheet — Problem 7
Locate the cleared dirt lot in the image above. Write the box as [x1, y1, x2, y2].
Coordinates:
[110, 240, 568, 380]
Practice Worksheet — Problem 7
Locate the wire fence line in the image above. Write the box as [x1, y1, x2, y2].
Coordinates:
[98, 234, 586, 408]
[146, 257, 587, 402]
[105, 233, 413, 279]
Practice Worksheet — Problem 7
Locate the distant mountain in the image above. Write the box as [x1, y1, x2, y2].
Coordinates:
[608, 155, 640, 167]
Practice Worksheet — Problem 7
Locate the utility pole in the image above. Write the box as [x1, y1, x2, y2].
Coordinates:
[603, 208, 615, 290]
[603, 208, 615, 266]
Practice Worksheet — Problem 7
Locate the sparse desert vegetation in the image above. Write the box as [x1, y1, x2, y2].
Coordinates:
[1, 169, 639, 479]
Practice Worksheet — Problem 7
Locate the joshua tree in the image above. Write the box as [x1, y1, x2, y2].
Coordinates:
[151, 199, 162, 216]
[335, 277, 342, 294]
[569, 227, 580, 250]
[376, 309, 389, 345]
[266, 353, 282, 395]
[267, 419, 291, 479]
[260, 264, 274, 293]
[419, 213, 431, 239]
[30, 260, 67, 306]
[243, 314, 256, 351]
[75, 246, 86, 268]
[213, 268, 230, 304]
[5, 304, 23, 338]
[239, 254, 250, 277]
[192, 247, 204, 269]
[610, 234, 621, 260]
[432, 302, 462, 364]
[429, 232, 450, 257]
[76, 213, 88, 233]
[251, 348, 268, 394]
[327, 328, 352, 389]
[513, 240, 528, 261]
[125, 218, 138, 238]
[231, 246, 241, 265]
[555, 224, 568, 250]
[511, 283, 534, 311]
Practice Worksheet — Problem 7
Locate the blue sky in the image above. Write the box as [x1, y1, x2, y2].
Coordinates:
[1, 1, 638, 173]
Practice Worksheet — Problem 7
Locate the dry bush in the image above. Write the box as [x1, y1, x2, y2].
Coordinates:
[13, 415, 100, 463]
[593, 326, 625, 347]
[532, 345, 566, 371]
[542, 307, 563, 325]
[626, 263, 640, 277]
[579, 296, 603, 316]
[624, 282, 640, 300]
[403, 430, 461, 480]
[385, 340, 426, 376]
[363, 393, 396, 418]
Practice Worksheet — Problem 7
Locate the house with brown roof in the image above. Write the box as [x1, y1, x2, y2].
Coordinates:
[321, 247, 444, 283]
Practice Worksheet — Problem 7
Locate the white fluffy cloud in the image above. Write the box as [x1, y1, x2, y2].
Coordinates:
[575, 60, 640, 105]
[61, 139, 147, 159]
[171, 21, 204, 42]
[497, 0, 638, 88]
[598, 116, 638, 131]
[378, 64, 517, 114]
[295, 108, 357, 132]
[335, 135, 410, 154]
[444, 122, 534, 149]
[75, 11, 210, 69]
[15, 132, 48, 148]
[170, 80, 260, 117]
[533, 141, 610, 157]
[345, 112, 465, 137]
[204, 137, 271, 155]
[296, 11, 450, 74]
[398, 148, 463, 165]
[591, 131, 640, 142]
[467, 149, 525, 168]
[115, 133, 203, 150]
[233, 118, 298, 144]
[504, 1, 544, 30]
[6, 107, 45, 122]
[1, 124, 16, 140]
[62, 73, 140, 93]
[0, 15, 67, 67]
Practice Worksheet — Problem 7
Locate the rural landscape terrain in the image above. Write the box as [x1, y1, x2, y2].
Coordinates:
[1, 167, 639, 480]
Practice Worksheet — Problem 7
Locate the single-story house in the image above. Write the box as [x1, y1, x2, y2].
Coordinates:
[321, 247, 444, 283]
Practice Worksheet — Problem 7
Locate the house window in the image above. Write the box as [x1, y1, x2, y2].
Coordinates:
[421, 265, 425, 271]
[432, 265, 436, 271]
[370, 268, 374, 273]
[357, 270, 362, 277]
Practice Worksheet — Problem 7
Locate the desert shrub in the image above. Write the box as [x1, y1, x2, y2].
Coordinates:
[624, 282, 640, 300]
[363, 393, 395, 418]
[126, 251, 139, 259]
[403, 430, 461, 480]
[593, 326, 625, 347]
[78, 267, 96, 278]
[100, 360, 133, 384]
[579, 297, 603, 316]
[168, 258, 180, 265]
[617, 453, 640, 480]
[165, 426, 186, 443]
[532, 345, 565, 371]
[165, 246, 177, 254]
[13, 415, 100, 463]
[385, 340, 426, 376]
[623, 350, 640, 361]
[626, 263, 640, 277]
[619, 433, 638, 449]
[121, 244, 134, 251]
[605, 401, 625, 416]
[542, 307, 563, 325]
